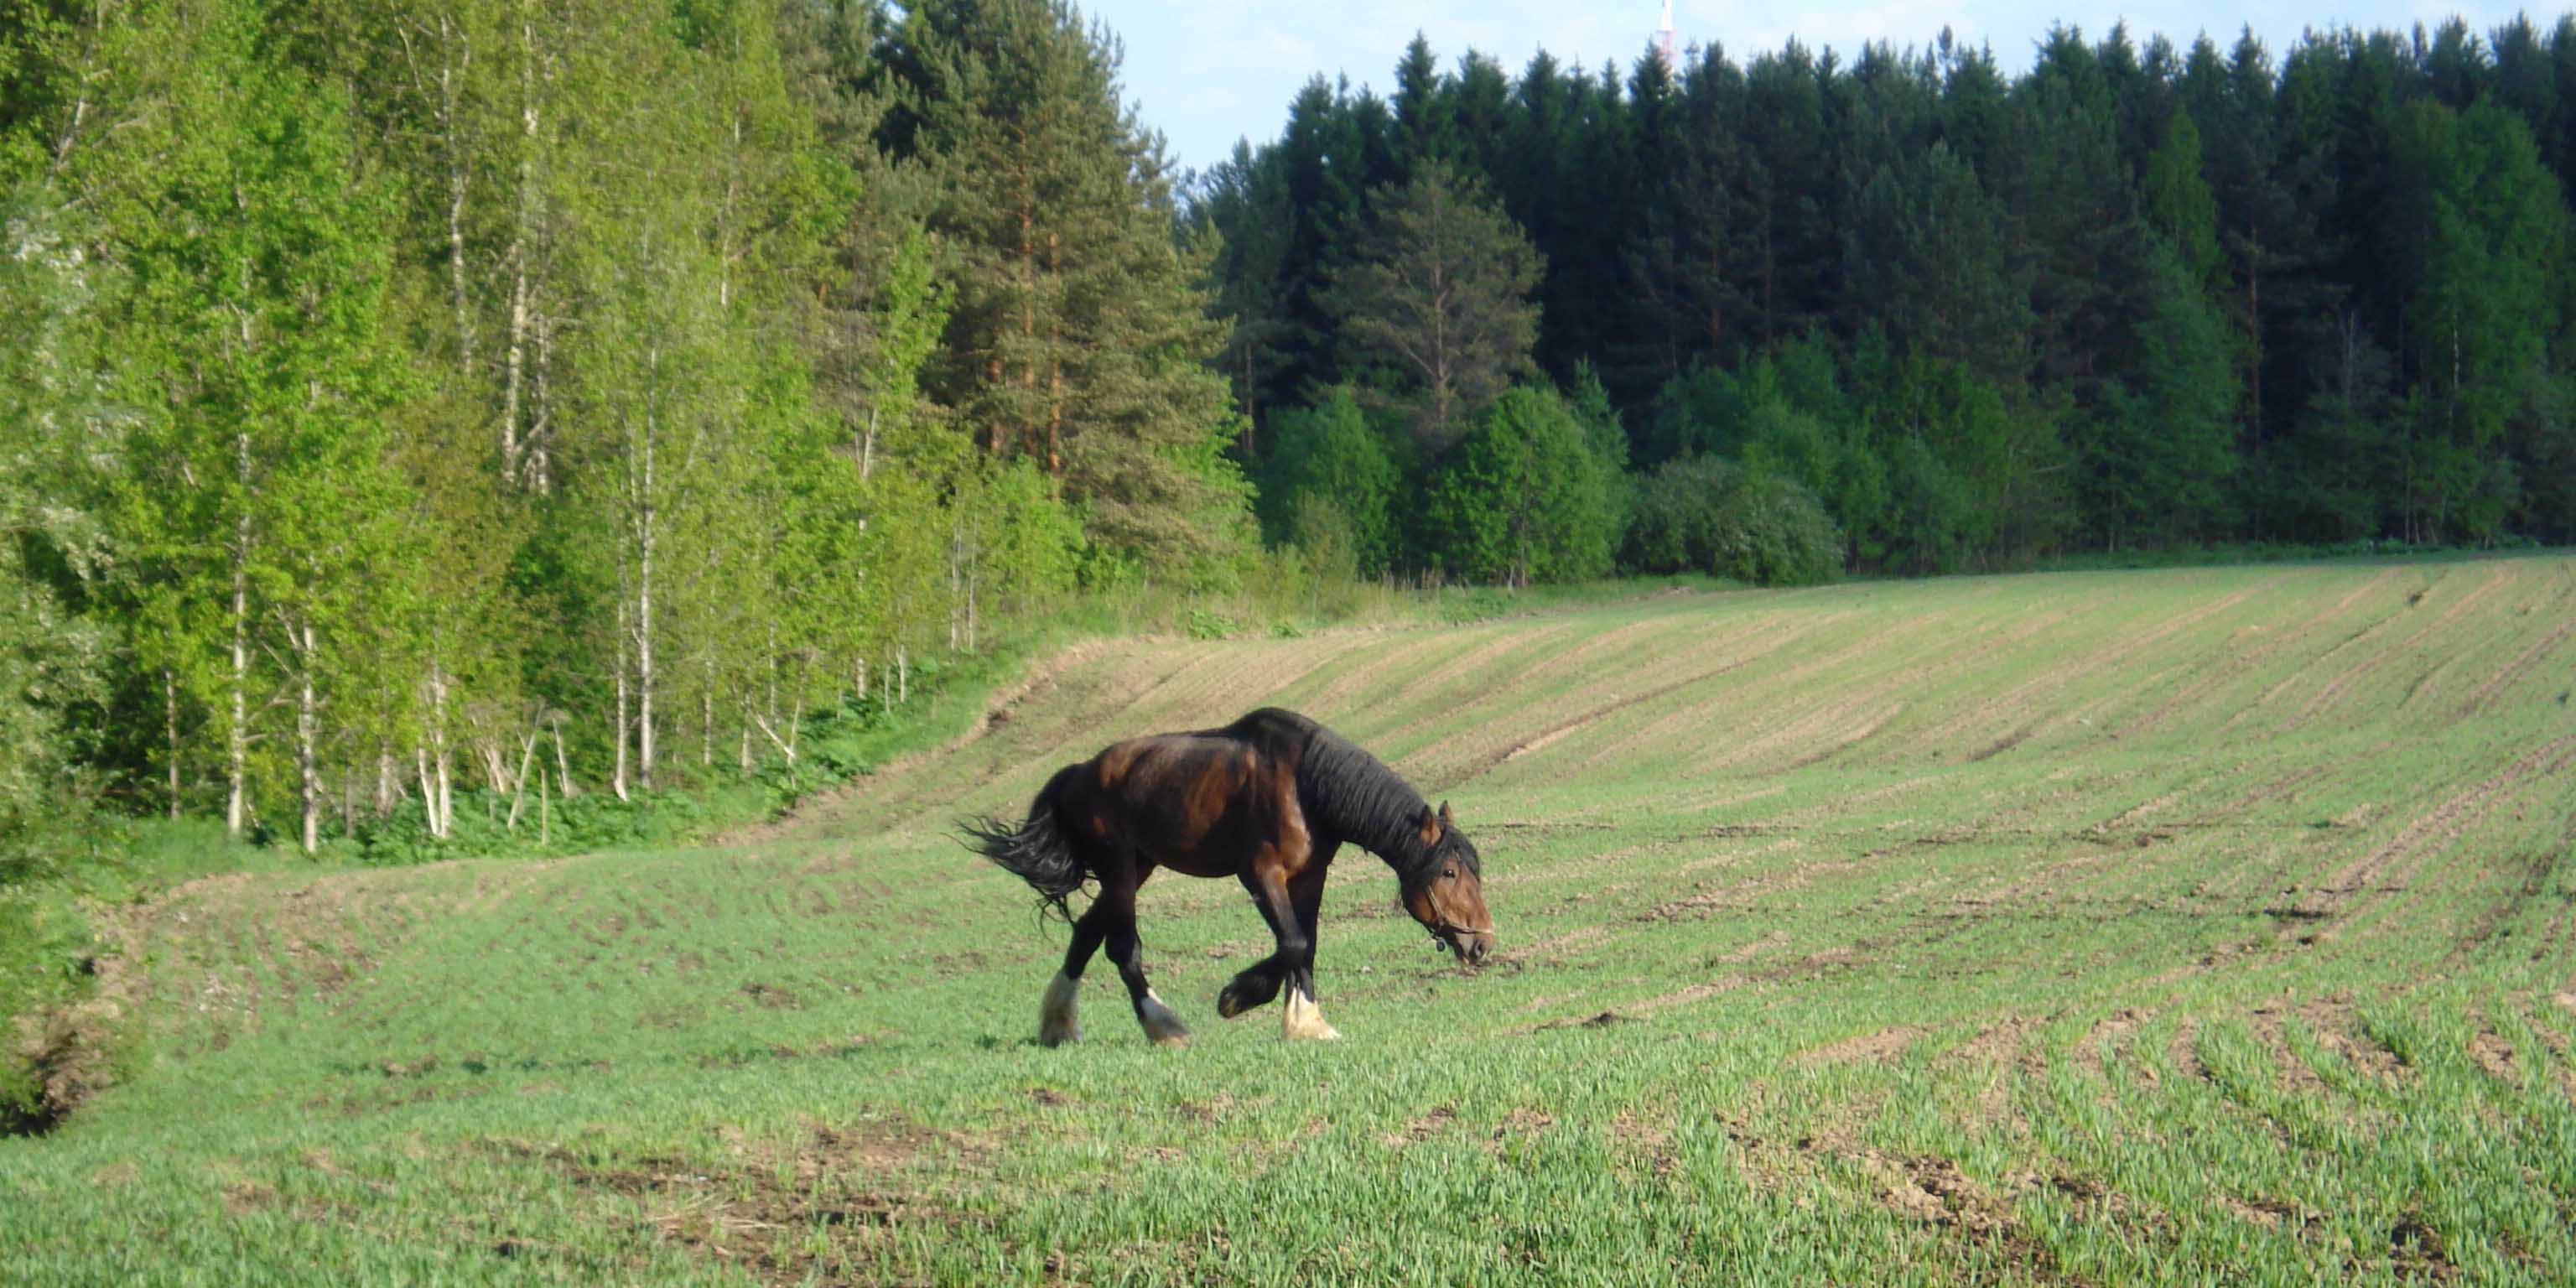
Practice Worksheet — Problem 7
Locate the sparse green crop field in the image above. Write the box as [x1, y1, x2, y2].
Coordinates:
[7, 558, 2576, 1285]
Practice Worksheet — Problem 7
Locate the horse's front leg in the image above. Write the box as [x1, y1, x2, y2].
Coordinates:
[1218, 861, 1300, 1021]
[1279, 861, 1339, 1041]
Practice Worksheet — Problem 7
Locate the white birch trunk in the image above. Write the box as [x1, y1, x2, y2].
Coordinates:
[416, 747, 438, 834]
[635, 344, 658, 792]
[550, 714, 578, 797]
[226, 433, 250, 840]
[426, 661, 455, 838]
[440, 15, 475, 383]
[295, 619, 319, 854]
[164, 669, 181, 819]
[504, 730, 537, 831]
[611, 596, 631, 802]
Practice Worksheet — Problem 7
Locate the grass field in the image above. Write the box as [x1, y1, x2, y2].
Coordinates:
[5, 557, 2574, 1285]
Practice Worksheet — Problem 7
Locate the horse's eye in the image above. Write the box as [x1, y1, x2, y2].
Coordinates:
[1443, 866, 1457, 879]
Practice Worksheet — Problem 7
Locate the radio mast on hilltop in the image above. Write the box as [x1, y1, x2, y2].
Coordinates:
[1655, 0, 1678, 73]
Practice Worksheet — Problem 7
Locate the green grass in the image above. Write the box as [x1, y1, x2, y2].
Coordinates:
[6, 556, 2575, 1285]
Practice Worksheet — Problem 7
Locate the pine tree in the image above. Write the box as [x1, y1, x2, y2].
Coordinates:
[2390, 97, 2566, 542]
[1388, 34, 1453, 178]
[1628, 44, 1755, 388]
[1842, 141, 2030, 387]
[1322, 164, 1543, 454]
[882, 0, 1246, 574]
[2085, 235, 2241, 546]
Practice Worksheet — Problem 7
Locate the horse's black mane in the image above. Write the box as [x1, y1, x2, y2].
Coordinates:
[1246, 710, 1441, 891]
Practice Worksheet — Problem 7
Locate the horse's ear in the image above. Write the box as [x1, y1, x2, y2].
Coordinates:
[1437, 801, 1454, 831]
[1417, 803, 1441, 844]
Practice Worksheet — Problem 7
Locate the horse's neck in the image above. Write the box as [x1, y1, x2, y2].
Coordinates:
[1313, 786, 1422, 872]
[1288, 726, 1426, 873]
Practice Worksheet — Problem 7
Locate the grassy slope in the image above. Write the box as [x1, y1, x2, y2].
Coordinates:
[4, 558, 2573, 1285]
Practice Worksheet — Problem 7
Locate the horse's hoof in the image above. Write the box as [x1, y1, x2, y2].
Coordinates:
[1038, 972, 1081, 1046]
[1139, 991, 1192, 1044]
[1217, 987, 1249, 1019]
[1153, 1033, 1191, 1048]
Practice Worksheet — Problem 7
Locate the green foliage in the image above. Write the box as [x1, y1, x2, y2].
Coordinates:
[882, 0, 1248, 579]
[0, 186, 113, 857]
[1842, 141, 2031, 386]
[1420, 387, 1619, 586]
[2389, 98, 2568, 543]
[1198, 21, 2576, 551]
[1624, 454, 1844, 586]
[1256, 387, 1402, 575]
[2142, 106, 2227, 294]
[2084, 233, 2243, 547]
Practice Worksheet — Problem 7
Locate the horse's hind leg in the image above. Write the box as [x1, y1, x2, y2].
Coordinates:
[1102, 874, 1190, 1046]
[1041, 904, 1111, 1046]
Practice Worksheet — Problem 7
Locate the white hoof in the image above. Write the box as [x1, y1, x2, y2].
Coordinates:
[1281, 986, 1342, 1041]
[1039, 971, 1081, 1046]
[1139, 989, 1192, 1046]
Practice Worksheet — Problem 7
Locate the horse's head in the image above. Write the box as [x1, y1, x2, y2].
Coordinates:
[1402, 802, 1493, 964]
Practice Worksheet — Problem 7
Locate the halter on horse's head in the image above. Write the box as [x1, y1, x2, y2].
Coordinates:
[1399, 801, 1493, 964]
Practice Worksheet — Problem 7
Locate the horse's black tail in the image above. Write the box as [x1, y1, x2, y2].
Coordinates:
[960, 766, 1088, 922]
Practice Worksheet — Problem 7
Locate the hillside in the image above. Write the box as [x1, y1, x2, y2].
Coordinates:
[5, 557, 2574, 1285]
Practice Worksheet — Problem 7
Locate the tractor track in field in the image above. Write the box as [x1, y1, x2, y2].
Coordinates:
[2283, 563, 2517, 729]
[1434, 652, 1779, 791]
[2460, 608, 2576, 717]
[2133, 576, 2407, 739]
[2293, 732, 2576, 926]
[1917, 575, 2288, 747]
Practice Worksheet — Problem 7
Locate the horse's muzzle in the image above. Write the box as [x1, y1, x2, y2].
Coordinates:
[1448, 928, 1494, 966]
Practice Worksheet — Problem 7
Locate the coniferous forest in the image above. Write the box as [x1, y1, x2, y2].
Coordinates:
[4, 2, 2576, 862]
[1202, 18, 2576, 586]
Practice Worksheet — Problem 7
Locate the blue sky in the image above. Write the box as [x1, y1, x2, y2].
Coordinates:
[1078, 1, 2526, 174]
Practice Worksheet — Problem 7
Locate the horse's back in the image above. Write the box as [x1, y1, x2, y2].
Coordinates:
[1064, 711, 1318, 875]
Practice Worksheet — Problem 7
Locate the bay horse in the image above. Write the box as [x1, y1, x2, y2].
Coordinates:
[963, 708, 1493, 1045]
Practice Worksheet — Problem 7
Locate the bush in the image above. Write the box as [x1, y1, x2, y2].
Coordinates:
[1421, 387, 1620, 585]
[1257, 387, 1401, 575]
[1623, 454, 1843, 586]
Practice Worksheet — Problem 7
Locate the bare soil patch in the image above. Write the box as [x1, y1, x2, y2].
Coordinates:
[486, 1116, 985, 1286]
[1793, 1025, 1928, 1069]
[1385, 1106, 1456, 1146]
[2296, 1000, 2407, 1083]
[2468, 1031, 2519, 1083]
[2075, 1009, 2151, 1079]
[2217, 1192, 2304, 1230]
